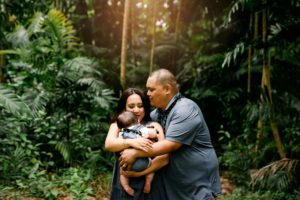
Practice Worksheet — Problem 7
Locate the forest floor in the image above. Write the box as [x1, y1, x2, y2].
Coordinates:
[0, 175, 234, 200]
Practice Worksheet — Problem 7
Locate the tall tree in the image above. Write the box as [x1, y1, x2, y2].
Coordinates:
[149, 2, 157, 73]
[260, 0, 286, 159]
[120, 0, 131, 89]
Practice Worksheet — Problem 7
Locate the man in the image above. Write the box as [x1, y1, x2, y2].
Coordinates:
[120, 69, 221, 200]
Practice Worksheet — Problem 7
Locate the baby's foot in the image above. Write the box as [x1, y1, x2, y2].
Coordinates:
[124, 185, 134, 196]
[143, 182, 151, 193]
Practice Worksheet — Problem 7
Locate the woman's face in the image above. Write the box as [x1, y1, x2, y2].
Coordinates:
[125, 94, 145, 123]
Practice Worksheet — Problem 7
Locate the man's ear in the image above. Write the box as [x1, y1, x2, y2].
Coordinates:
[164, 84, 172, 94]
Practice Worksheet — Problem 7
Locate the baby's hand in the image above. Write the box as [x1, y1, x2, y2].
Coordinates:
[145, 126, 159, 141]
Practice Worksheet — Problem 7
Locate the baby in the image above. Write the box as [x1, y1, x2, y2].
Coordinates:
[117, 111, 158, 196]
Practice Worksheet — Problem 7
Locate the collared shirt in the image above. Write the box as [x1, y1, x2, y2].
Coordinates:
[150, 94, 221, 200]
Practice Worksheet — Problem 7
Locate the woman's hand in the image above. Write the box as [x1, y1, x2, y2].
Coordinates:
[119, 148, 138, 170]
[128, 137, 153, 152]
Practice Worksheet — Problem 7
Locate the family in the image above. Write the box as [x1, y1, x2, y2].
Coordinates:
[105, 69, 221, 200]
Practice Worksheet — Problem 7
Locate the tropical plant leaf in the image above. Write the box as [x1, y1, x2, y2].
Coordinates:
[94, 89, 117, 110]
[250, 158, 299, 190]
[51, 141, 71, 163]
[77, 78, 106, 92]
[45, 9, 78, 50]
[222, 42, 245, 68]
[27, 11, 45, 36]
[62, 57, 98, 76]
[6, 25, 30, 48]
[22, 88, 49, 116]
[0, 85, 32, 117]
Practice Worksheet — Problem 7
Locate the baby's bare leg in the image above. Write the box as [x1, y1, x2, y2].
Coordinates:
[120, 174, 134, 196]
[143, 172, 154, 193]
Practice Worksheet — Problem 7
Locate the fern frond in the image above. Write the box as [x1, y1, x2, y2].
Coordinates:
[46, 9, 79, 50]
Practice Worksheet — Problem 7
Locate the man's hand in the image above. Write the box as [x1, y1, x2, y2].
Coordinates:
[129, 138, 153, 152]
[119, 148, 138, 170]
[121, 168, 145, 177]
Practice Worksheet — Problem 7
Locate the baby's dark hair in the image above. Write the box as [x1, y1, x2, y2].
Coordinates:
[116, 111, 138, 129]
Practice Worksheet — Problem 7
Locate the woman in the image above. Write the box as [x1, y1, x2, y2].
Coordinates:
[105, 88, 168, 200]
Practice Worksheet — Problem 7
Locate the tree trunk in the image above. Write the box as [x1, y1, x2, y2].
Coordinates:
[130, 0, 137, 66]
[120, 0, 131, 89]
[254, 12, 259, 55]
[175, 0, 182, 42]
[255, 118, 264, 157]
[149, 2, 157, 73]
[253, 11, 264, 155]
[74, 0, 92, 45]
[0, 55, 4, 83]
[261, 0, 286, 159]
[247, 12, 253, 94]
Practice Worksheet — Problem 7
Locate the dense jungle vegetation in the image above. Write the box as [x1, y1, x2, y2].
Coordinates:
[0, 0, 299, 199]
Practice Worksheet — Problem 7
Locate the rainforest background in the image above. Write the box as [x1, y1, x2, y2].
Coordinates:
[0, 0, 299, 199]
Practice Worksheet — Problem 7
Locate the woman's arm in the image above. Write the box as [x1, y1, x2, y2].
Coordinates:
[120, 121, 169, 176]
[105, 122, 154, 152]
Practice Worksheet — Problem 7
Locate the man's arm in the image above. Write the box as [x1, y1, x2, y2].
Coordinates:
[122, 154, 169, 178]
[119, 139, 181, 168]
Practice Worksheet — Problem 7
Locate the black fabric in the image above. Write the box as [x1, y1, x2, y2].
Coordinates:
[157, 93, 183, 132]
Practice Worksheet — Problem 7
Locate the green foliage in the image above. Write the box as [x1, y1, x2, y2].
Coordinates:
[0, 0, 299, 198]
[220, 187, 300, 200]
[222, 42, 245, 68]
[0, 6, 116, 197]
[2, 167, 95, 199]
[0, 85, 31, 116]
[219, 135, 255, 185]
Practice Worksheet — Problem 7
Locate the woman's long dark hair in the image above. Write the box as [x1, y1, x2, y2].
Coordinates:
[111, 88, 151, 123]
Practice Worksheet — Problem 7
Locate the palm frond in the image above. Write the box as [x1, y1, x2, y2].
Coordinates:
[77, 78, 106, 92]
[224, 0, 251, 25]
[222, 42, 246, 68]
[0, 50, 21, 55]
[0, 85, 32, 117]
[22, 88, 49, 116]
[250, 158, 299, 190]
[94, 89, 117, 110]
[53, 141, 71, 163]
[27, 11, 45, 36]
[61, 57, 99, 81]
[6, 25, 30, 48]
